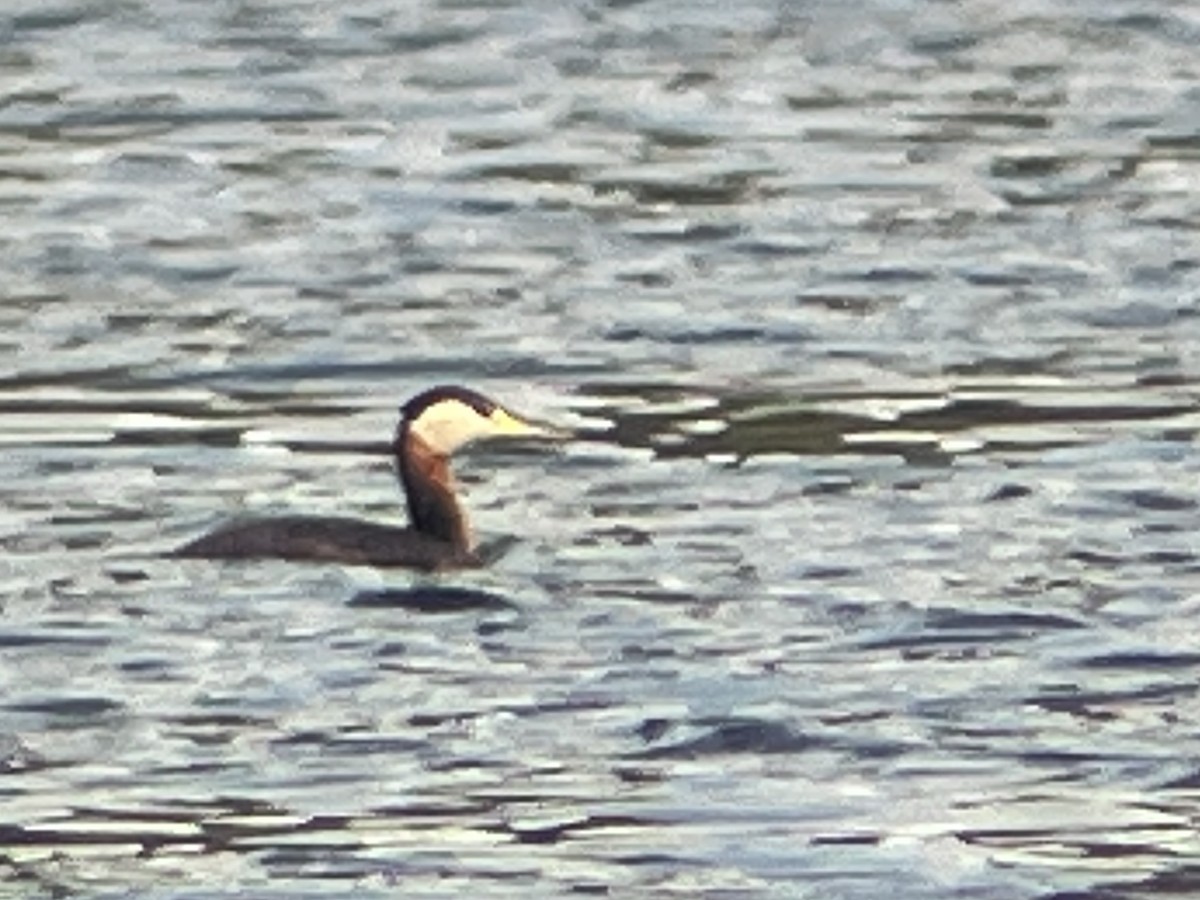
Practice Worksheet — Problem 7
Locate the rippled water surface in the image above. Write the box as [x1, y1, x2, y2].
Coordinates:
[2, 0, 1199, 896]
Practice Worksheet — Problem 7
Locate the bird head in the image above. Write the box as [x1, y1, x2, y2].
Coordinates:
[401, 385, 556, 456]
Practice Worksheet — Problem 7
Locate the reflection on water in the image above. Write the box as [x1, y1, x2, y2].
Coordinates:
[2, 0, 1200, 896]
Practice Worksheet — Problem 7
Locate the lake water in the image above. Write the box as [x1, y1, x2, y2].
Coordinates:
[1, 0, 1198, 896]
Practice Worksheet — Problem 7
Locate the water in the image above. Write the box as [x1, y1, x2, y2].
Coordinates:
[1, 0, 1199, 896]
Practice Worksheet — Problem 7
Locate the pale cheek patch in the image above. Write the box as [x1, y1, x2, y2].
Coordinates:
[410, 405, 489, 455]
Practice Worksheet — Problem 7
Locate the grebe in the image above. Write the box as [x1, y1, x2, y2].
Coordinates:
[175, 386, 558, 570]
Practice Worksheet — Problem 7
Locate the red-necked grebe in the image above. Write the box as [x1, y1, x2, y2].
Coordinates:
[175, 385, 558, 570]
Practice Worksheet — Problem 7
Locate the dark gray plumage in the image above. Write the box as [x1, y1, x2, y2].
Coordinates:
[174, 386, 551, 570]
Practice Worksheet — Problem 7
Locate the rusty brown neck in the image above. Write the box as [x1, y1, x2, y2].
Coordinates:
[395, 423, 472, 552]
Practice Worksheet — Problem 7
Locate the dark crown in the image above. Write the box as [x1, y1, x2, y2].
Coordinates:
[402, 385, 497, 422]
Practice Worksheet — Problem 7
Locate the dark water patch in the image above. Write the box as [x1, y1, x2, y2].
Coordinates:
[785, 91, 858, 111]
[605, 323, 810, 346]
[950, 355, 1084, 379]
[593, 171, 765, 206]
[1138, 371, 1196, 391]
[977, 834, 1190, 876]
[0, 630, 111, 650]
[1141, 550, 1197, 566]
[959, 823, 1171, 849]
[225, 148, 341, 178]
[576, 383, 1195, 462]
[1082, 301, 1190, 329]
[811, 832, 882, 846]
[11, 7, 95, 32]
[911, 29, 980, 55]
[1118, 489, 1195, 512]
[1039, 865, 1200, 900]
[635, 717, 671, 743]
[836, 737, 910, 762]
[58, 531, 111, 550]
[640, 127, 719, 149]
[312, 735, 426, 756]
[1003, 578, 1089, 607]
[1067, 549, 1123, 569]
[987, 483, 1033, 502]
[862, 633, 1027, 656]
[65, 805, 203, 828]
[731, 239, 824, 262]
[112, 424, 252, 448]
[1067, 548, 1197, 570]
[2, 106, 342, 140]
[51, 507, 155, 527]
[930, 610, 1086, 632]
[159, 261, 241, 284]
[271, 729, 335, 747]
[0, 166, 51, 183]
[6, 697, 122, 717]
[630, 717, 826, 759]
[859, 609, 1087, 654]
[1074, 651, 1200, 671]
[0, 364, 141, 391]
[855, 609, 1088, 664]
[990, 153, 1079, 178]
[957, 264, 1089, 287]
[792, 561, 859, 580]
[1017, 749, 1167, 771]
[614, 269, 672, 287]
[106, 567, 151, 584]
[118, 657, 176, 676]
[1145, 133, 1200, 154]
[450, 130, 528, 152]
[797, 291, 894, 315]
[215, 21, 481, 58]
[1106, 115, 1162, 134]
[371, 798, 497, 818]
[662, 69, 716, 90]
[457, 197, 519, 216]
[575, 388, 852, 460]
[910, 110, 1053, 130]
[620, 643, 677, 663]
[894, 396, 1186, 433]
[349, 586, 517, 613]
[207, 814, 356, 850]
[801, 478, 857, 497]
[846, 266, 937, 284]
[383, 25, 486, 55]
[463, 162, 590, 184]
[166, 713, 277, 735]
[1026, 682, 1197, 717]
[1003, 184, 1092, 207]
[578, 525, 654, 549]
[1105, 12, 1173, 35]
[587, 582, 698, 606]
[145, 761, 252, 778]
[1159, 769, 1200, 790]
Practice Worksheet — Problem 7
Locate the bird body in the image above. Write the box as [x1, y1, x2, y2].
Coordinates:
[174, 516, 467, 569]
[175, 386, 555, 570]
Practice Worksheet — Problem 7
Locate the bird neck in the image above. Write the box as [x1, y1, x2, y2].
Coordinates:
[395, 423, 473, 552]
